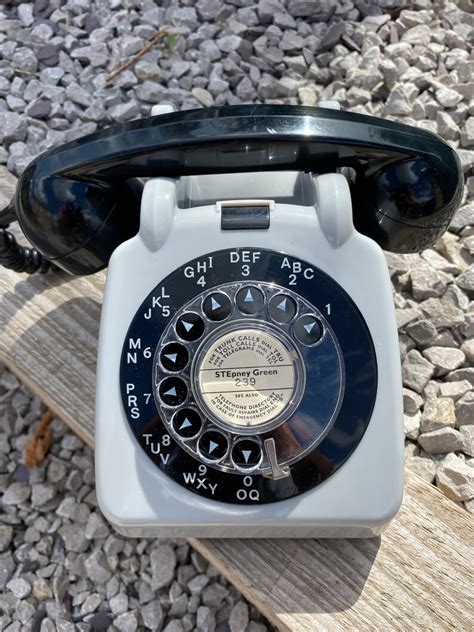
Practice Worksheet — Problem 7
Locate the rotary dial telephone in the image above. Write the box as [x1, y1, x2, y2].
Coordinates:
[1, 104, 463, 538]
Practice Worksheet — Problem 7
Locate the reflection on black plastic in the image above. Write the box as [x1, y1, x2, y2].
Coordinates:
[14, 105, 463, 274]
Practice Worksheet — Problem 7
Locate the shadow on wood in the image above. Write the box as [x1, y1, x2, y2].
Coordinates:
[193, 536, 381, 618]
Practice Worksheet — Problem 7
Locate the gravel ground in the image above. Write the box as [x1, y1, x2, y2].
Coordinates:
[0, 0, 473, 630]
[0, 366, 271, 632]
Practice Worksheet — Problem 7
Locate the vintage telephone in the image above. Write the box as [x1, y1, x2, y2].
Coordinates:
[0, 104, 463, 538]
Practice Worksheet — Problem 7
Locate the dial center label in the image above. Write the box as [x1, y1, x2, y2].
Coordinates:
[197, 327, 298, 428]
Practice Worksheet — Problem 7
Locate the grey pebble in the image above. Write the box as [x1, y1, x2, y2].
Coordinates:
[202, 583, 229, 608]
[31, 483, 57, 507]
[40, 619, 56, 632]
[56, 620, 76, 632]
[65, 83, 92, 108]
[450, 204, 474, 232]
[460, 425, 474, 457]
[12, 48, 38, 74]
[85, 512, 110, 540]
[192, 87, 214, 107]
[150, 544, 177, 590]
[418, 427, 464, 454]
[52, 572, 69, 603]
[141, 600, 164, 630]
[447, 368, 474, 387]
[36, 45, 60, 66]
[135, 80, 166, 103]
[229, 601, 250, 632]
[46, 459, 67, 484]
[0, 526, 14, 552]
[16, 600, 36, 625]
[3, 482, 31, 505]
[435, 86, 463, 108]
[18, 3, 34, 26]
[196, 605, 215, 632]
[0, 112, 27, 145]
[6, 577, 31, 599]
[421, 398, 456, 432]
[436, 453, 474, 502]
[438, 380, 471, 402]
[405, 319, 438, 346]
[0, 552, 15, 590]
[422, 347, 466, 376]
[167, 6, 200, 30]
[437, 111, 460, 140]
[109, 593, 128, 616]
[169, 593, 188, 617]
[402, 350, 435, 393]
[164, 620, 185, 632]
[461, 118, 474, 148]
[410, 263, 447, 300]
[188, 573, 210, 594]
[84, 549, 112, 583]
[420, 299, 465, 329]
[404, 412, 421, 440]
[456, 266, 474, 293]
[58, 524, 88, 553]
[319, 23, 345, 50]
[405, 454, 436, 483]
[113, 611, 138, 632]
[70, 45, 108, 68]
[81, 593, 102, 615]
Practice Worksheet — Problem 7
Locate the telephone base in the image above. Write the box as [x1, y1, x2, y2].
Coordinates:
[96, 171, 404, 538]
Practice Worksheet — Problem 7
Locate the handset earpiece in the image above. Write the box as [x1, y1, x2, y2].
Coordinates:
[16, 164, 142, 275]
[351, 152, 463, 253]
[11, 105, 463, 274]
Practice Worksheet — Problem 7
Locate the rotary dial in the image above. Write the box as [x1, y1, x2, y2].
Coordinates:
[120, 248, 377, 504]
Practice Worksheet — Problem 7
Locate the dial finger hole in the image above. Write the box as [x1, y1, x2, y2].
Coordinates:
[160, 342, 189, 372]
[231, 438, 262, 470]
[175, 313, 205, 342]
[268, 293, 297, 324]
[202, 292, 232, 321]
[158, 377, 188, 407]
[197, 430, 229, 462]
[172, 408, 202, 439]
[293, 315, 323, 346]
[235, 286, 265, 315]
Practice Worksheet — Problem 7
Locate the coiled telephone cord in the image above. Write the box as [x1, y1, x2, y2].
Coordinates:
[0, 202, 52, 274]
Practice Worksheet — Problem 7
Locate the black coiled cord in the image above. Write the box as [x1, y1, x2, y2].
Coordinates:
[0, 199, 52, 274]
[0, 227, 51, 274]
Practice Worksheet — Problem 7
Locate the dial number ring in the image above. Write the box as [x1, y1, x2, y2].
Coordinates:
[153, 281, 343, 475]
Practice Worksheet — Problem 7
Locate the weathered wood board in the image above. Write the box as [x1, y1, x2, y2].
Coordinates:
[1, 262, 473, 631]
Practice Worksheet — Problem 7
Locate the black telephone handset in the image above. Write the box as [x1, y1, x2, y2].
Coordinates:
[1, 104, 463, 275]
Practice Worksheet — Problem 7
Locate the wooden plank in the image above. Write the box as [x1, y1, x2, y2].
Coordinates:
[1, 258, 473, 632]
[0, 261, 103, 446]
[190, 476, 473, 631]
